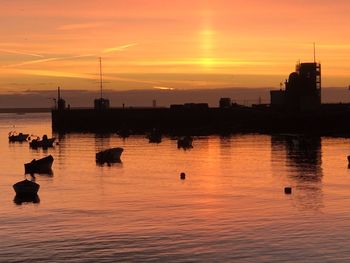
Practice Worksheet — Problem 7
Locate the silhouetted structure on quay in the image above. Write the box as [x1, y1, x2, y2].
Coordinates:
[52, 61, 350, 135]
[270, 62, 321, 112]
[94, 57, 110, 110]
[57, 86, 66, 111]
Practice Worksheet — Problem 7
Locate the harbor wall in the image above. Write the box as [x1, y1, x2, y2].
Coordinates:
[52, 105, 350, 135]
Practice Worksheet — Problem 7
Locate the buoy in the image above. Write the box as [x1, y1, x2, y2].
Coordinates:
[180, 172, 186, 180]
[284, 187, 292, 194]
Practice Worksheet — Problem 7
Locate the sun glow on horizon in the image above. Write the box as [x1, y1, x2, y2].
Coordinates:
[199, 9, 216, 69]
[1, 0, 350, 92]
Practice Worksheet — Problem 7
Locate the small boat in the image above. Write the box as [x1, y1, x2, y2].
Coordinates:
[117, 126, 131, 138]
[24, 155, 54, 174]
[147, 129, 162, 143]
[14, 194, 40, 205]
[8, 132, 29, 142]
[117, 129, 130, 138]
[177, 136, 193, 149]
[13, 179, 40, 196]
[96, 147, 123, 164]
[29, 135, 55, 149]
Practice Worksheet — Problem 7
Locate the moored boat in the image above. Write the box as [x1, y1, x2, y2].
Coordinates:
[29, 135, 55, 149]
[14, 194, 40, 205]
[117, 129, 130, 138]
[96, 147, 123, 164]
[177, 136, 193, 149]
[24, 155, 54, 174]
[147, 129, 162, 143]
[13, 179, 40, 196]
[117, 125, 131, 138]
[8, 132, 29, 142]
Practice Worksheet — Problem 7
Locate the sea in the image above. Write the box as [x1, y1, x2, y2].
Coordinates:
[0, 112, 349, 262]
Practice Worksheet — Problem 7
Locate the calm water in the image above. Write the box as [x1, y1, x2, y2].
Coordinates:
[0, 113, 350, 262]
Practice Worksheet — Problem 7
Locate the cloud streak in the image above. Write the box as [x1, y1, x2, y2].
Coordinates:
[2, 54, 94, 68]
[2, 42, 137, 68]
[102, 43, 138, 53]
[0, 49, 44, 58]
[57, 22, 103, 30]
[1, 68, 158, 85]
[153, 86, 175, 90]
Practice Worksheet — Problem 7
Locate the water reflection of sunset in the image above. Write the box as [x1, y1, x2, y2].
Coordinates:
[1, 115, 350, 261]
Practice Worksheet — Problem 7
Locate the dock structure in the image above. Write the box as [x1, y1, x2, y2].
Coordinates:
[52, 60, 350, 135]
[51, 103, 350, 135]
[52, 105, 256, 134]
[270, 62, 321, 112]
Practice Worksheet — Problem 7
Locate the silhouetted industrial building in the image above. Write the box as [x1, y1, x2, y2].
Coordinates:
[271, 62, 321, 111]
[57, 86, 66, 111]
[94, 57, 110, 110]
[170, 103, 209, 110]
[94, 98, 110, 110]
[219, 98, 232, 108]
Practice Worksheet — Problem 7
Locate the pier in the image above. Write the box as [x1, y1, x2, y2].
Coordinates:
[51, 104, 350, 135]
[51, 60, 350, 136]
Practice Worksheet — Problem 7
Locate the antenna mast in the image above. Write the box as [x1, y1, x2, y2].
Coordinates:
[99, 57, 103, 99]
[313, 42, 316, 63]
[58, 86, 61, 100]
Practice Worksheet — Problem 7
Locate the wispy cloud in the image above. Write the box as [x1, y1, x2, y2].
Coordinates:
[2, 43, 137, 68]
[102, 43, 138, 53]
[153, 86, 175, 90]
[5, 58, 59, 67]
[317, 44, 350, 49]
[1, 41, 137, 69]
[57, 22, 103, 30]
[108, 59, 275, 67]
[3, 54, 94, 68]
[1, 68, 158, 85]
[0, 49, 44, 58]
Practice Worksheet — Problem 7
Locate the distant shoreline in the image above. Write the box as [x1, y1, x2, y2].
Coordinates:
[0, 108, 51, 113]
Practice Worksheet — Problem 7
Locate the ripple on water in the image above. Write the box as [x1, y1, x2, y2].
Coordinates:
[0, 113, 350, 262]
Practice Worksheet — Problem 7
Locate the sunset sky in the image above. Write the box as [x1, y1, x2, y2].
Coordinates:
[1, 0, 350, 93]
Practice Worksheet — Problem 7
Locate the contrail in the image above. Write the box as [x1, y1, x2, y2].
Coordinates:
[3, 54, 94, 68]
[2, 42, 137, 68]
[5, 58, 59, 67]
[3, 68, 158, 85]
[103, 43, 138, 53]
[0, 49, 44, 58]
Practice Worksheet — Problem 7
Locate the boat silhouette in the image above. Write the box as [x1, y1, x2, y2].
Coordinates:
[13, 179, 40, 197]
[177, 136, 193, 149]
[25, 155, 54, 174]
[96, 147, 123, 164]
[8, 132, 29, 142]
[30, 135, 55, 149]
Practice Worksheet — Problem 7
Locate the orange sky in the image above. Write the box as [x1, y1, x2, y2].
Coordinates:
[1, 0, 350, 92]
